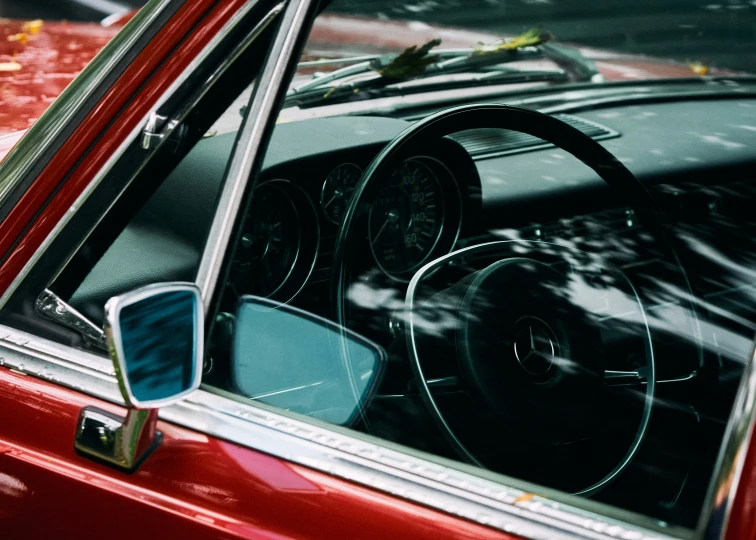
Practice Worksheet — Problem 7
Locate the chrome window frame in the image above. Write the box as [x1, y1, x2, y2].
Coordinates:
[0, 0, 285, 306]
[0, 0, 749, 538]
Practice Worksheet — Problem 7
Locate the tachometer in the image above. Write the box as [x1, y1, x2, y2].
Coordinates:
[321, 163, 362, 224]
[369, 159, 445, 276]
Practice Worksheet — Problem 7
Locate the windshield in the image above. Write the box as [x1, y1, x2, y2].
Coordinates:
[285, 0, 754, 111]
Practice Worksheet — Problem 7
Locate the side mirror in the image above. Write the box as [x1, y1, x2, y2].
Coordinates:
[232, 296, 385, 426]
[74, 282, 203, 472]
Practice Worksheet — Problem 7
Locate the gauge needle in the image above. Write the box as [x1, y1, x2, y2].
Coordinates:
[372, 210, 399, 245]
[324, 188, 344, 209]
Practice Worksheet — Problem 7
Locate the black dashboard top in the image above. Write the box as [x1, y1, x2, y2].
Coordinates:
[475, 99, 756, 208]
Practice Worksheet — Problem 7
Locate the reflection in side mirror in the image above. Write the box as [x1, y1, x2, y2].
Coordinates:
[105, 282, 203, 407]
[233, 296, 386, 426]
[74, 282, 203, 473]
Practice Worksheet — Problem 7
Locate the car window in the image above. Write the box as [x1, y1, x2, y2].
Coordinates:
[0, 2, 278, 338]
[200, 1, 756, 535]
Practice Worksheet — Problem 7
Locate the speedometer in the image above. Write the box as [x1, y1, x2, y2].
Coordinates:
[369, 159, 445, 275]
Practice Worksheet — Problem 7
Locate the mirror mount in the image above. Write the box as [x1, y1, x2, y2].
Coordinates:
[74, 282, 203, 472]
[74, 406, 162, 473]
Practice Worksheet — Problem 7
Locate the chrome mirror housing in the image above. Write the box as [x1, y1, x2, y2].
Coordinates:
[74, 282, 203, 472]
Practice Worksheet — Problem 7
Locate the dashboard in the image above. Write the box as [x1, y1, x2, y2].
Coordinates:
[211, 99, 756, 319]
[66, 94, 756, 528]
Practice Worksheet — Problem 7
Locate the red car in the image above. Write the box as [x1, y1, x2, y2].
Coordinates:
[0, 1, 755, 538]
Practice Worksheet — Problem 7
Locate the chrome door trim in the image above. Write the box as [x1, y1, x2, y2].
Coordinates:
[0, 324, 675, 540]
[0, 0, 280, 309]
[195, 0, 316, 311]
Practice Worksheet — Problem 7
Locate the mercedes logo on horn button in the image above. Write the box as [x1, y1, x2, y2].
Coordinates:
[514, 323, 556, 376]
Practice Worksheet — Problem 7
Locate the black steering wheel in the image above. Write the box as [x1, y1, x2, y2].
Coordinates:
[333, 104, 701, 495]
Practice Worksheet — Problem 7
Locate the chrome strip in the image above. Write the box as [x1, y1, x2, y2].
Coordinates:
[0, 0, 278, 309]
[0, 0, 172, 206]
[36, 288, 107, 350]
[0, 324, 676, 540]
[195, 0, 316, 311]
[698, 339, 756, 540]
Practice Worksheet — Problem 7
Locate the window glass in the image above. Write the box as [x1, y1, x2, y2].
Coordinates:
[203, 0, 756, 533]
[0, 4, 273, 339]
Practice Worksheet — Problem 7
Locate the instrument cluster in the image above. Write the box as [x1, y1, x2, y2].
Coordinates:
[228, 148, 470, 302]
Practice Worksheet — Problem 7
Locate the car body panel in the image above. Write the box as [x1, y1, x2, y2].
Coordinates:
[0, 368, 514, 539]
[0, 19, 116, 137]
[722, 427, 756, 540]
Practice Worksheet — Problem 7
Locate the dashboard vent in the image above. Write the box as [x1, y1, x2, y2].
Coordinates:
[448, 113, 619, 159]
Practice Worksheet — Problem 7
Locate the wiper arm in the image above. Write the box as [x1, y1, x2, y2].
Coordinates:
[287, 43, 601, 108]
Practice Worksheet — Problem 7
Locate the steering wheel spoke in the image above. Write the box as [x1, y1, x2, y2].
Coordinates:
[604, 367, 648, 387]
[426, 375, 463, 392]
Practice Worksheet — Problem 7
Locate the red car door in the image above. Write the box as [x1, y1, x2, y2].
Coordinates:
[0, 1, 519, 538]
[0, 1, 753, 539]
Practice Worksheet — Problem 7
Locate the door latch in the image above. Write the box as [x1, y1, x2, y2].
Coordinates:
[141, 111, 183, 151]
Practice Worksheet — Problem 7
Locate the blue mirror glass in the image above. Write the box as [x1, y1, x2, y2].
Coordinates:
[232, 296, 385, 425]
[107, 283, 203, 407]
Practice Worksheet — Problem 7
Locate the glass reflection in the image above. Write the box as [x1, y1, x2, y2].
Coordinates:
[233, 296, 385, 426]
[119, 290, 197, 404]
[337, 176, 756, 527]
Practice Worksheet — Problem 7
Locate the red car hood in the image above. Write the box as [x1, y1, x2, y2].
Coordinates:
[0, 13, 727, 159]
[0, 19, 115, 137]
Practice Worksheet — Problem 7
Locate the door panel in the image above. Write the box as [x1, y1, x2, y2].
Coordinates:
[0, 366, 516, 539]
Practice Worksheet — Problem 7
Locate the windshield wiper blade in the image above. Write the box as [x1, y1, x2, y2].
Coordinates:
[286, 43, 600, 108]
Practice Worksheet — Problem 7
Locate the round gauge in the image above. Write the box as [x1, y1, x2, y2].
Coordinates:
[321, 163, 363, 224]
[229, 183, 301, 299]
[369, 159, 445, 275]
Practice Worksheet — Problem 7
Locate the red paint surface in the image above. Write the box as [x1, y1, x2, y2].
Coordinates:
[0, 0, 247, 291]
[724, 429, 756, 540]
[0, 19, 117, 136]
[0, 367, 518, 539]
